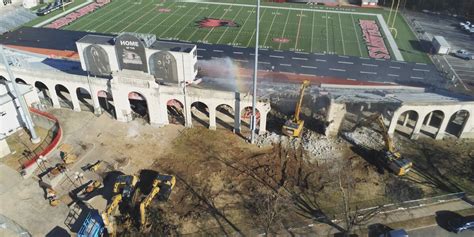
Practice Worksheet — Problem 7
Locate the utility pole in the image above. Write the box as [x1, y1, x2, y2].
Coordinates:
[250, 0, 261, 144]
[0, 45, 40, 143]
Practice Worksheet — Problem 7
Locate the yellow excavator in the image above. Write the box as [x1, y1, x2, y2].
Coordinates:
[282, 80, 310, 137]
[351, 113, 413, 176]
[139, 174, 176, 228]
[101, 194, 123, 236]
[113, 175, 139, 198]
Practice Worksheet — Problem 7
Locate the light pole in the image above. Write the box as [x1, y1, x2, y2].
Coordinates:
[250, 0, 261, 144]
[0, 45, 40, 143]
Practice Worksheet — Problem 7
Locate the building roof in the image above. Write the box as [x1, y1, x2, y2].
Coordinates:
[77, 35, 115, 46]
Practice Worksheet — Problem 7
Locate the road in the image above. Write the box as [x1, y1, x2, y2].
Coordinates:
[196, 43, 444, 85]
[408, 225, 474, 237]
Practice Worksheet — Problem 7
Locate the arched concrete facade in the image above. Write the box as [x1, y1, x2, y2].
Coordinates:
[0, 68, 271, 134]
[388, 104, 474, 140]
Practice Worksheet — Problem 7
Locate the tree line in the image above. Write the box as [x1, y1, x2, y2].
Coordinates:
[380, 0, 474, 19]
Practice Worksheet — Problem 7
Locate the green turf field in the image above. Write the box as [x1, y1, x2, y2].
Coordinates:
[30, 0, 430, 63]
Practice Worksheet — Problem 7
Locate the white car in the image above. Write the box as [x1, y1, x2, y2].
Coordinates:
[460, 21, 471, 27]
[454, 50, 474, 60]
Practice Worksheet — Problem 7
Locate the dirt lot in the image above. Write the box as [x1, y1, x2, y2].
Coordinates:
[3, 108, 474, 236]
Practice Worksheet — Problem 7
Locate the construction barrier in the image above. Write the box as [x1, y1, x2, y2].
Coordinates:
[21, 108, 62, 178]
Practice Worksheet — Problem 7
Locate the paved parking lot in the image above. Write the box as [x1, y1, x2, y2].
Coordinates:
[404, 11, 474, 89]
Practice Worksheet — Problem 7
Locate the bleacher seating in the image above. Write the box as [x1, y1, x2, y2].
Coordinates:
[0, 7, 37, 35]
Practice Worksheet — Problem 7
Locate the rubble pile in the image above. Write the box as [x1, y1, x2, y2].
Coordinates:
[342, 126, 385, 151]
[256, 130, 346, 163]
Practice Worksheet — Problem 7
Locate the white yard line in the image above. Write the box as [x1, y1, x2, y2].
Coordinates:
[133, 1, 178, 32]
[196, 1, 381, 16]
[231, 7, 254, 44]
[203, 6, 233, 42]
[294, 10, 303, 50]
[338, 13, 346, 55]
[103, 1, 154, 32]
[217, 6, 244, 44]
[120, 2, 162, 33]
[263, 9, 279, 46]
[173, 4, 208, 39]
[67, 0, 128, 30]
[187, 6, 222, 41]
[92, 1, 140, 31]
[310, 11, 315, 52]
[325, 12, 329, 53]
[34, 0, 94, 27]
[159, 3, 197, 37]
[351, 14, 363, 57]
[246, 8, 268, 47]
[147, 3, 189, 34]
[278, 10, 291, 50]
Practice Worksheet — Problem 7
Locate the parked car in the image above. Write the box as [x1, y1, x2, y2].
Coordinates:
[454, 49, 474, 60]
[447, 216, 474, 233]
[460, 21, 471, 28]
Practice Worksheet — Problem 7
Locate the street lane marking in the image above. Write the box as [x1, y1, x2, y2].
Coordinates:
[338, 61, 354, 64]
[295, 51, 309, 55]
[316, 59, 327, 62]
[330, 68, 346, 72]
[292, 57, 308, 60]
[362, 63, 378, 67]
[213, 49, 224, 53]
[234, 59, 248, 62]
[360, 71, 377, 74]
[258, 61, 270, 64]
[413, 68, 429, 72]
[416, 62, 427, 65]
[233, 51, 244, 54]
[410, 76, 423, 80]
[314, 52, 325, 56]
[198, 48, 207, 51]
[280, 63, 291, 66]
[388, 74, 399, 77]
[338, 55, 349, 58]
[390, 66, 401, 69]
[301, 65, 318, 69]
[270, 55, 285, 59]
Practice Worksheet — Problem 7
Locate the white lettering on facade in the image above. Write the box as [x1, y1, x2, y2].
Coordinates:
[120, 41, 139, 47]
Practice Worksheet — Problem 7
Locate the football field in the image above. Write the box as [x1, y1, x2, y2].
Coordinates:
[62, 0, 389, 58]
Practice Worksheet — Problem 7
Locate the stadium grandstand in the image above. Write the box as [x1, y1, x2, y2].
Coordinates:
[0, 0, 37, 35]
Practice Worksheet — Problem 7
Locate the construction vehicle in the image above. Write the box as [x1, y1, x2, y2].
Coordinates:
[351, 114, 413, 176]
[138, 174, 176, 228]
[282, 80, 310, 137]
[101, 194, 123, 236]
[113, 175, 139, 198]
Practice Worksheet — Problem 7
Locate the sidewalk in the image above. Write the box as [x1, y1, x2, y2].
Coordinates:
[284, 198, 473, 236]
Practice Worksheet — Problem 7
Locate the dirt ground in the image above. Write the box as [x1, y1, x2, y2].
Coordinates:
[3, 107, 474, 236]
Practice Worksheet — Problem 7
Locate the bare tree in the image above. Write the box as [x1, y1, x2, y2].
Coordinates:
[334, 158, 383, 237]
[252, 189, 288, 235]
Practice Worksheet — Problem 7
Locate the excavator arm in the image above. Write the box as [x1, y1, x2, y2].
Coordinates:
[101, 194, 122, 236]
[140, 186, 161, 226]
[293, 80, 310, 123]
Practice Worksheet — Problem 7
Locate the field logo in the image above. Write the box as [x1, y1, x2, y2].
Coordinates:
[196, 18, 239, 28]
[359, 20, 391, 60]
[273, 38, 290, 43]
[115, 33, 148, 72]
